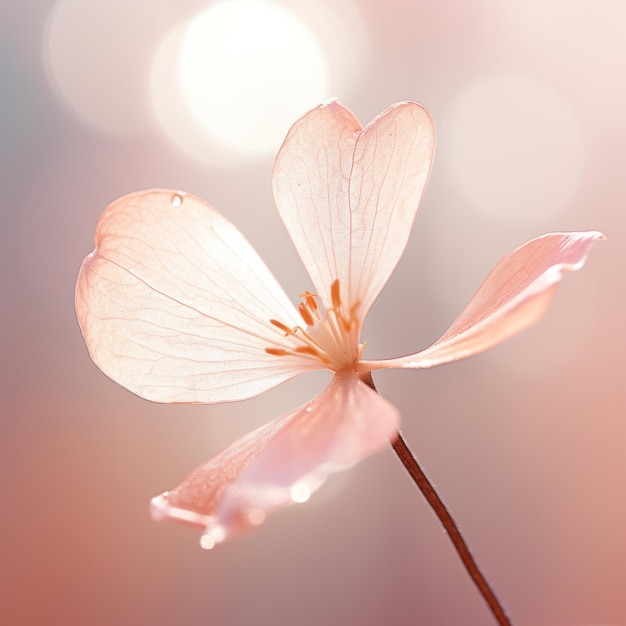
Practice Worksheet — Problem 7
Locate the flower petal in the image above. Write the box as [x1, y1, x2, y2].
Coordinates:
[364, 231, 604, 370]
[150, 371, 400, 547]
[273, 100, 434, 319]
[75, 189, 317, 403]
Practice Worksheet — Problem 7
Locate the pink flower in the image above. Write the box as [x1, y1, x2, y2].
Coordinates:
[75, 100, 603, 548]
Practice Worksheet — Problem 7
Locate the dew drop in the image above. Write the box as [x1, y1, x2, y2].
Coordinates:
[170, 192, 184, 207]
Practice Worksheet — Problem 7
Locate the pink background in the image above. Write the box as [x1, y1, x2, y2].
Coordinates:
[2, 1, 624, 624]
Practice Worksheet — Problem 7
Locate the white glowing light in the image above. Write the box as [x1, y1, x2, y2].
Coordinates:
[200, 525, 226, 550]
[176, 0, 329, 156]
[290, 483, 311, 503]
[200, 534, 216, 550]
[444, 74, 584, 226]
[150, 0, 367, 165]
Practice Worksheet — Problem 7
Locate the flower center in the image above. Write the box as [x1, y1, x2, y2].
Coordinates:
[265, 279, 364, 372]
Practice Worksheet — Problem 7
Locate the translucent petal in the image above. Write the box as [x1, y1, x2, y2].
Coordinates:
[75, 189, 317, 403]
[150, 371, 400, 545]
[273, 100, 434, 319]
[364, 231, 604, 370]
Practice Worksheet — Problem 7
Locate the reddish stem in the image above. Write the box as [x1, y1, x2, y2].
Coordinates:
[391, 431, 511, 625]
[361, 372, 511, 625]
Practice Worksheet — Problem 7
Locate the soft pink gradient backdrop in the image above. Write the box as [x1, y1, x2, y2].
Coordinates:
[2, 1, 624, 625]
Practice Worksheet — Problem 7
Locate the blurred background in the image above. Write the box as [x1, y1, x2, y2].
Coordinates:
[2, 1, 624, 624]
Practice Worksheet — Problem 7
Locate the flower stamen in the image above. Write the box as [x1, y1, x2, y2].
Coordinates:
[265, 279, 363, 372]
[265, 348, 291, 357]
[298, 302, 315, 326]
[330, 278, 342, 309]
[301, 291, 321, 319]
[269, 319, 292, 335]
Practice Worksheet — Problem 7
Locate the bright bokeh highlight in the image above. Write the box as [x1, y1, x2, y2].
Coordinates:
[290, 483, 312, 503]
[177, 0, 329, 156]
[151, 0, 366, 165]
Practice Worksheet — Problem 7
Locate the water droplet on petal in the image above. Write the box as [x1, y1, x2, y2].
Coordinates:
[171, 192, 184, 207]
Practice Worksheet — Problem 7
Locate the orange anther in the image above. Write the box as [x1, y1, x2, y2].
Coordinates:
[265, 348, 290, 356]
[295, 346, 320, 356]
[304, 291, 319, 313]
[266, 278, 360, 370]
[270, 319, 292, 335]
[331, 279, 342, 309]
[298, 302, 315, 326]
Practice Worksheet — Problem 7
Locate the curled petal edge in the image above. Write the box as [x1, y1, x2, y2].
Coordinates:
[150, 371, 400, 548]
[362, 231, 605, 371]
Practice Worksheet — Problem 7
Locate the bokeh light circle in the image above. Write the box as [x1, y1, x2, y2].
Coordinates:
[151, 0, 367, 165]
[444, 74, 585, 226]
[177, 0, 329, 156]
[43, 0, 172, 136]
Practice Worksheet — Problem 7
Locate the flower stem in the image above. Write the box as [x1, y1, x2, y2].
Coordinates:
[360, 372, 511, 625]
[391, 432, 511, 625]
